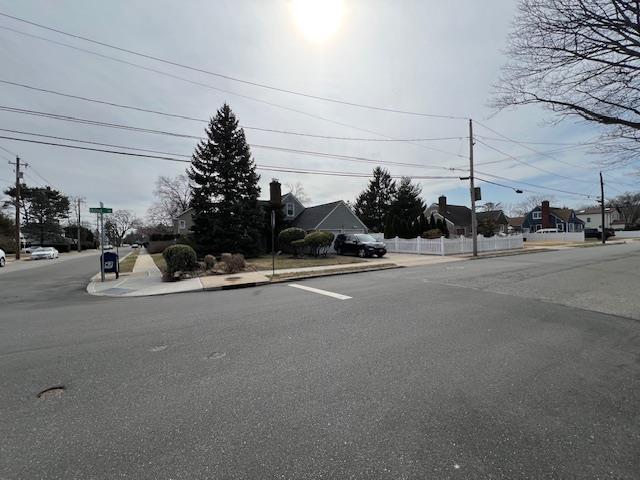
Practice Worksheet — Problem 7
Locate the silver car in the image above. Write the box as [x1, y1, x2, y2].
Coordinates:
[30, 247, 59, 260]
[0, 248, 5, 267]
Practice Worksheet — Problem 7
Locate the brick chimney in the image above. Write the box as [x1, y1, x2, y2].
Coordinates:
[541, 200, 551, 228]
[438, 195, 447, 215]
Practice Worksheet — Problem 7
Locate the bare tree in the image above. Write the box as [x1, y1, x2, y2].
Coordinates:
[146, 174, 192, 226]
[509, 195, 555, 216]
[286, 181, 311, 204]
[493, 0, 640, 164]
[105, 209, 142, 246]
[608, 192, 640, 226]
[481, 202, 503, 212]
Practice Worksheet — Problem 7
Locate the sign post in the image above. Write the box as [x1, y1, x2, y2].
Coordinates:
[90, 204, 113, 282]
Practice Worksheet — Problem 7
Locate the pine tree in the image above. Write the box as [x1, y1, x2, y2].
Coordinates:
[429, 213, 437, 230]
[353, 167, 397, 233]
[389, 177, 426, 227]
[436, 218, 445, 234]
[442, 220, 450, 238]
[383, 214, 395, 239]
[187, 103, 263, 256]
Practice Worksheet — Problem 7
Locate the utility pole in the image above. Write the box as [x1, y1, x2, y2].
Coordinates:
[100, 201, 105, 282]
[469, 119, 478, 257]
[77, 197, 82, 253]
[9, 156, 27, 260]
[600, 171, 606, 245]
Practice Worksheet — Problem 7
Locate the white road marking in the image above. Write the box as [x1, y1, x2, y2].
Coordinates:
[288, 283, 352, 300]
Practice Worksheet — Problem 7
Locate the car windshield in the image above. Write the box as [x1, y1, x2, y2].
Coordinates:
[355, 234, 377, 242]
[33, 247, 46, 252]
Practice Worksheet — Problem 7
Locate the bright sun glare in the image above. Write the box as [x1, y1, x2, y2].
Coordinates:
[292, 0, 344, 42]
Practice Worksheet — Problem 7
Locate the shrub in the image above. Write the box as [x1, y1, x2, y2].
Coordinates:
[162, 244, 198, 278]
[291, 238, 306, 257]
[215, 253, 246, 274]
[148, 240, 176, 254]
[303, 231, 335, 257]
[0, 235, 15, 254]
[421, 229, 443, 239]
[204, 254, 216, 269]
[278, 227, 306, 253]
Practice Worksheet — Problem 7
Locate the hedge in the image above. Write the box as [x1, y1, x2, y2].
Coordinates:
[278, 227, 306, 253]
[162, 244, 198, 277]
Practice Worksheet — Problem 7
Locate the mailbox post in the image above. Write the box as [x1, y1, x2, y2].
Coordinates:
[90, 203, 113, 282]
[101, 251, 119, 279]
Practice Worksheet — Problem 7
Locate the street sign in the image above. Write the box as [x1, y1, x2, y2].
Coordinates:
[90, 207, 113, 214]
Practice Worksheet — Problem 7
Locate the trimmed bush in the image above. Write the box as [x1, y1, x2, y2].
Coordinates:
[204, 254, 216, 269]
[303, 231, 335, 257]
[215, 253, 246, 274]
[421, 229, 443, 239]
[162, 244, 198, 278]
[291, 238, 306, 257]
[278, 227, 306, 253]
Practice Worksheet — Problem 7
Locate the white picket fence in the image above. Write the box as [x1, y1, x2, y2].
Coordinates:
[522, 231, 585, 242]
[370, 234, 523, 256]
[614, 230, 640, 239]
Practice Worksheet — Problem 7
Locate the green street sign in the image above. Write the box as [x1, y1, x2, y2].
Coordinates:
[90, 207, 112, 214]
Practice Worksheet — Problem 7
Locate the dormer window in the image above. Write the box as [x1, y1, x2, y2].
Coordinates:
[286, 202, 295, 217]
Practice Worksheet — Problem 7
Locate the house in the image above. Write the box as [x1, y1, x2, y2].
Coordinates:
[575, 206, 620, 230]
[424, 196, 509, 236]
[507, 216, 524, 233]
[522, 200, 584, 232]
[172, 192, 368, 238]
[282, 192, 368, 237]
[173, 207, 195, 235]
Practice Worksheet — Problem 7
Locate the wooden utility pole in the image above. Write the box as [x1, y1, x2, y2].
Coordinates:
[9, 156, 27, 260]
[600, 171, 606, 245]
[77, 197, 82, 252]
[469, 119, 478, 256]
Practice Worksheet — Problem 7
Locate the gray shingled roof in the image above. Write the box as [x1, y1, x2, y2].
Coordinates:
[439, 204, 472, 227]
[291, 201, 341, 230]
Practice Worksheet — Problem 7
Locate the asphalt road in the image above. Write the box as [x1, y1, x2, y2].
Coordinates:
[1, 244, 639, 479]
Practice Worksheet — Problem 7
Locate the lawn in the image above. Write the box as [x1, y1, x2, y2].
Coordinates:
[118, 250, 139, 273]
[150, 253, 166, 272]
[248, 254, 366, 271]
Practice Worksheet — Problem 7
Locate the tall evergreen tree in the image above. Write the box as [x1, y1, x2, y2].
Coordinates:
[429, 213, 437, 230]
[187, 104, 263, 256]
[353, 167, 397, 233]
[389, 177, 426, 225]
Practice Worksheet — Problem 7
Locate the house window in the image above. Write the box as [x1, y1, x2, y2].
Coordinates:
[586, 217, 591, 223]
[532, 211, 542, 220]
[567, 223, 574, 232]
[286, 202, 294, 217]
[535, 224, 542, 231]
[556, 223, 564, 232]
[179, 220, 186, 229]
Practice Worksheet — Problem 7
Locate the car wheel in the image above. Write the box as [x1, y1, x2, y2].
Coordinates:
[335, 247, 342, 255]
[358, 248, 367, 258]
[0, 257, 5, 267]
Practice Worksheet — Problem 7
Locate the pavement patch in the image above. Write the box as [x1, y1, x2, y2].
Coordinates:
[288, 283, 352, 300]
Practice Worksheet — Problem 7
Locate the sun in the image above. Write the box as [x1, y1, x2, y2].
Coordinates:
[292, 0, 344, 42]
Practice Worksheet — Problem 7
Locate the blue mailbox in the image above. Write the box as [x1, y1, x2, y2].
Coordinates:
[101, 251, 119, 278]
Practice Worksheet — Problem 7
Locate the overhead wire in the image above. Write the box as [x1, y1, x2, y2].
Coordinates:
[0, 11, 467, 120]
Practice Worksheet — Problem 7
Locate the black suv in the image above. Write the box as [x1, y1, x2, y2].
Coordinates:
[584, 228, 615, 240]
[334, 233, 387, 258]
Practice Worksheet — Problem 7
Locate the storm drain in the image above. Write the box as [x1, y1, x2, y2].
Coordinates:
[37, 386, 65, 399]
[206, 352, 226, 360]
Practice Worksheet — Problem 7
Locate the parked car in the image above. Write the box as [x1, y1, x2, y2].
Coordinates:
[0, 248, 5, 267]
[30, 247, 59, 260]
[23, 245, 39, 254]
[535, 228, 559, 234]
[131, 243, 139, 249]
[334, 233, 387, 258]
[585, 228, 615, 240]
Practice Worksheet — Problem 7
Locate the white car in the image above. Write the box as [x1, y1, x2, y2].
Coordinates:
[30, 247, 59, 260]
[0, 248, 5, 267]
[131, 243, 139, 249]
[535, 228, 559, 234]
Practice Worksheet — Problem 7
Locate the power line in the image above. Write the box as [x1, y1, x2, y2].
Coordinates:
[0, 25, 466, 159]
[0, 11, 468, 120]
[0, 128, 458, 172]
[0, 143, 17, 156]
[475, 134, 600, 147]
[0, 134, 463, 180]
[0, 77, 467, 143]
[474, 170, 592, 199]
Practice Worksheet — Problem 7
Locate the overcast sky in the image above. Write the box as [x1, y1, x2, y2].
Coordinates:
[0, 0, 635, 222]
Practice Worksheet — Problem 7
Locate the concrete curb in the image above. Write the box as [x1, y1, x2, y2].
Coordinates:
[267, 263, 401, 283]
[202, 280, 271, 292]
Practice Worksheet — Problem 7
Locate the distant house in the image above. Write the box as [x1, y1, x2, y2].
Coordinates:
[575, 206, 620, 230]
[172, 192, 367, 238]
[507, 216, 524, 233]
[424, 196, 509, 236]
[173, 207, 194, 235]
[522, 200, 584, 232]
